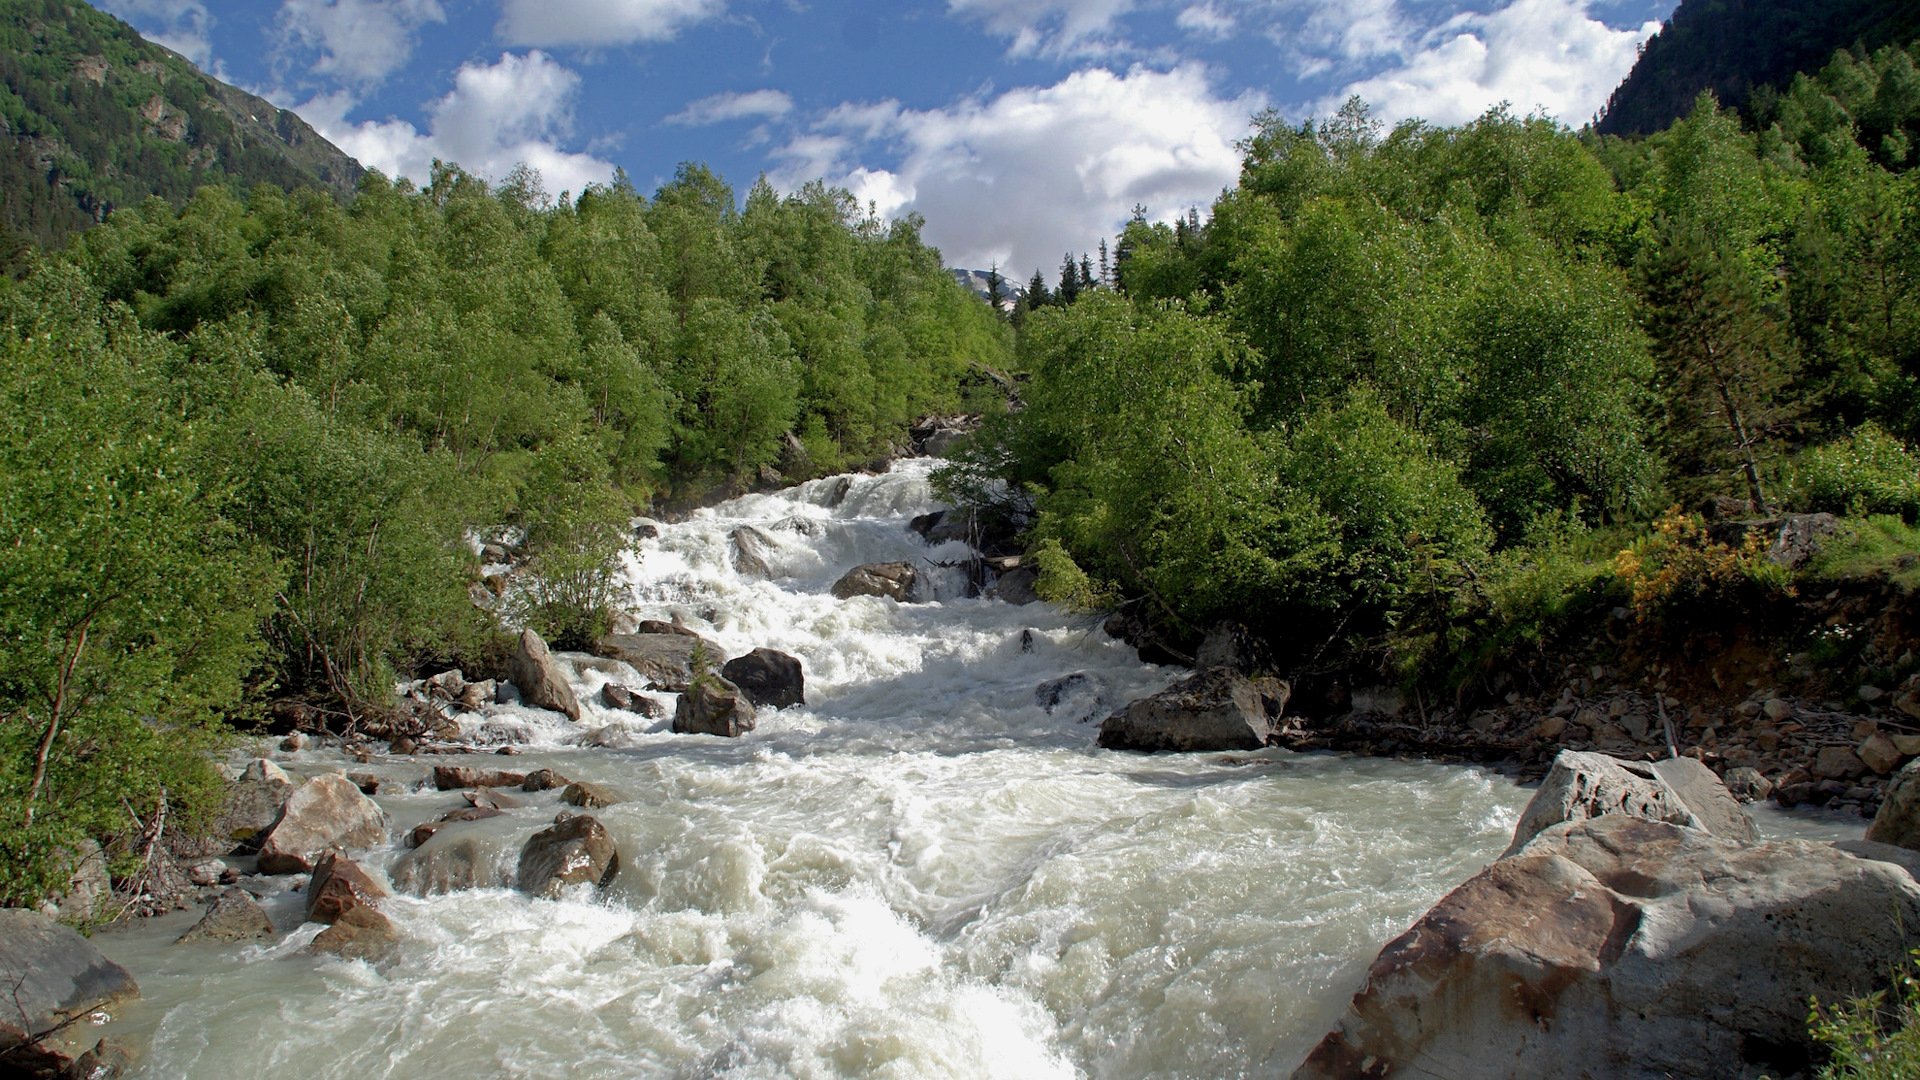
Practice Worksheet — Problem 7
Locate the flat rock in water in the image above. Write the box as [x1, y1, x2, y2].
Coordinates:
[517, 813, 620, 899]
[256, 774, 387, 874]
[561, 780, 621, 809]
[830, 562, 917, 602]
[177, 887, 275, 944]
[394, 828, 500, 894]
[721, 648, 805, 710]
[1294, 815, 1920, 1080]
[1096, 667, 1285, 752]
[520, 768, 573, 792]
[0, 908, 140, 1062]
[508, 628, 582, 721]
[594, 633, 721, 693]
[600, 683, 664, 717]
[432, 765, 528, 791]
[407, 806, 503, 848]
[673, 677, 757, 737]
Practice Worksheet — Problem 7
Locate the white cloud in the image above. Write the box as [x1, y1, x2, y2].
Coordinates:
[1177, 2, 1235, 40]
[1331, 0, 1661, 127]
[276, 0, 446, 86]
[665, 89, 794, 126]
[297, 51, 615, 199]
[496, 0, 726, 47]
[946, 0, 1135, 58]
[95, 0, 217, 69]
[779, 64, 1262, 278]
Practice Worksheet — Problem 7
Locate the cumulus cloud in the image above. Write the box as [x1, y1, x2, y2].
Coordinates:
[297, 51, 615, 198]
[778, 64, 1262, 278]
[1331, 0, 1661, 126]
[666, 89, 794, 126]
[946, 0, 1136, 58]
[276, 0, 446, 86]
[95, 0, 217, 69]
[496, 0, 727, 47]
[1177, 2, 1236, 41]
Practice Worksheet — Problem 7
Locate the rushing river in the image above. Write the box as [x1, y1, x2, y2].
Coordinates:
[97, 459, 1537, 1079]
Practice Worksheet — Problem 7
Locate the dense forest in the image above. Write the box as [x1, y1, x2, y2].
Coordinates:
[1595, 0, 1920, 135]
[0, 0, 363, 266]
[947, 36, 1920, 692]
[0, 163, 1009, 904]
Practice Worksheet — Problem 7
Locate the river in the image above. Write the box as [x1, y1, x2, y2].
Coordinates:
[96, 459, 1545, 1078]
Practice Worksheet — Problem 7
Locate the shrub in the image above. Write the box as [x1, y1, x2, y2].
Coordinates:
[1810, 950, 1920, 1079]
[1790, 423, 1920, 520]
[1613, 506, 1792, 619]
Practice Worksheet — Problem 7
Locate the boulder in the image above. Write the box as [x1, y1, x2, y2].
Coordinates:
[520, 768, 573, 793]
[38, 839, 110, 923]
[0, 909, 140, 1070]
[731, 525, 777, 579]
[1503, 750, 1754, 857]
[311, 904, 399, 962]
[673, 677, 757, 738]
[394, 828, 500, 893]
[213, 758, 296, 845]
[304, 852, 388, 925]
[600, 683, 664, 716]
[517, 813, 620, 899]
[1294, 815, 1920, 1080]
[721, 648, 806, 710]
[1813, 745, 1868, 781]
[1723, 766, 1773, 804]
[464, 787, 520, 810]
[507, 629, 582, 721]
[986, 565, 1040, 606]
[177, 887, 275, 944]
[594, 633, 720, 693]
[1867, 758, 1920, 850]
[432, 765, 527, 791]
[561, 781, 621, 809]
[830, 562, 918, 602]
[1859, 732, 1904, 775]
[1096, 668, 1286, 752]
[256, 774, 387, 874]
[1767, 511, 1840, 569]
[1035, 672, 1108, 724]
[406, 806, 502, 848]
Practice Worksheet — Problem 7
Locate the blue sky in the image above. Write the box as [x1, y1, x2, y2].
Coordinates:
[90, 0, 1678, 279]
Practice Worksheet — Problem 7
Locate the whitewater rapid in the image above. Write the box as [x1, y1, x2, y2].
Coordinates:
[98, 459, 1534, 1079]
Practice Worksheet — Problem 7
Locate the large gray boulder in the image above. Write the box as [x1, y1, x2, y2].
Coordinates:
[830, 562, 918, 602]
[1294, 815, 1920, 1080]
[212, 757, 295, 845]
[673, 677, 757, 738]
[508, 628, 582, 721]
[1868, 758, 1920, 850]
[255, 774, 388, 874]
[730, 525, 777, 578]
[594, 632, 721, 693]
[394, 828, 501, 894]
[1096, 668, 1287, 752]
[0, 908, 140, 1069]
[517, 813, 620, 899]
[1504, 750, 1755, 857]
[721, 648, 805, 710]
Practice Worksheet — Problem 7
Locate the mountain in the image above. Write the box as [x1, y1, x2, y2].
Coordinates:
[0, 0, 363, 261]
[1594, 0, 1920, 137]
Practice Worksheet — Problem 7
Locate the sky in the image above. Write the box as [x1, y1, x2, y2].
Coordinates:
[89, 0, 1678, 280]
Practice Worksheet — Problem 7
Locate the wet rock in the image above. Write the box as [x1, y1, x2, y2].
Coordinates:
[986, 565, 1040, 606]
[432, 765, 528, 791]
[1867, 759, 1920, 850]
[508, 629, 582, 721]
[184, 859, 227, 887]
[599, 683, 665, 717]
[561, 781, 621, 809]
[830, 561, 918, 602]
[176, 887, 274, 944]
[1097, 668, 1287, 753]
[406, 807, 503, 848]
[594, 633, 720, 693]
[0, 909, 141, 1070]
[731, 525, 777, 579]
[579, 724, 641, 749]
[464, 787, 520, 810]
[457, 680, 495, 712]
[1504, 751, 1754, 857]
[213, 758, 296, 845]
[394, 827, 498, 893]
[721, 648, 806, 710]
[632, 518, 662, 541]
[673, 677, 757, 738]
[304, 852, 387, 926]
[256, 774, 388, 874]
[1035, 672, 1108, 724]
[311, 904, 399, 962]
[517, 813, 620, 899]
[520, 768, 573, 793]
[1294, 815, 1920, 1080]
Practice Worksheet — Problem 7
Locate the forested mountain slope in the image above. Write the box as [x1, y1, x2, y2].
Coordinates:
[1595, 0, 1920, 136]
[0, 0, 363, 264]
